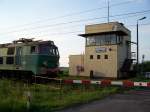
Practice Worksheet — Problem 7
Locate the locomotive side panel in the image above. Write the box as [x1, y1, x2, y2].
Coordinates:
[0, 39, 60, 78]
[23, 45, 39, 75]
[0, 47, 16, 70]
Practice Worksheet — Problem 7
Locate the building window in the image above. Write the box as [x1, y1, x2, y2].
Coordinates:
[6, 57, 14, 64]
[7, 47, 15, 55]
[117, 35, 123, 44]
[97, 55, 101, 59]
[104, 55, 108, 59]
[105, 35, 111, 45]
[90, 55, 93, 59]
[0, 57, 3, 64]
[86, 34, 117, 46]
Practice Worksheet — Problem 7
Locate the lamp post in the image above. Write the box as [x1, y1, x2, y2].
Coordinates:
[137, 17, 146, 73]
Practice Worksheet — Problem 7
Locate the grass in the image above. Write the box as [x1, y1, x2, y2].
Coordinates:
[129, 75, 150, 82]
[59, 75, 90, 80]
[0, 79, 120, 112]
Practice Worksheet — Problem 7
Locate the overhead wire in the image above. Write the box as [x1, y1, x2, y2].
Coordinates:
[1, 22, 149, 45]
[0, 0, 134, 30]
[20, 12, 150, 38]
[20, 22, 150, 39]
[0, 9, 150, 35]
[27, 10, 150, 33]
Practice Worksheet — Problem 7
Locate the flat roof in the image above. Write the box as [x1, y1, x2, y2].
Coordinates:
[0, 40, 54, 48]
[79, 22, 130, 37]
[79, 30, 128, 37]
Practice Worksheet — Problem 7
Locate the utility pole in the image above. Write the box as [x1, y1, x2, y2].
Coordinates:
[137, 22, 139, 65]
[136, 17, 146, 74]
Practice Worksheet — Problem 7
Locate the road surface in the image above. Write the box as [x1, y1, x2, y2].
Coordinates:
[57, 90, 150, 112]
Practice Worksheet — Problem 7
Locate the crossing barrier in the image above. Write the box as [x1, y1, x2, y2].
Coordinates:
[63, 79, 150, 87]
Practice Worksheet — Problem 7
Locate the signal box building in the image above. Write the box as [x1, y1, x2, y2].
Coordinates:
[69, 22, 133, 78]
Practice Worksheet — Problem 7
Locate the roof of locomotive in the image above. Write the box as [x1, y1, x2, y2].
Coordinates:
[0, 38, 56, 48]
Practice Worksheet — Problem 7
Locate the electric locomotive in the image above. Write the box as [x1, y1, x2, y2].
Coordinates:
[0, 38, 59, 79]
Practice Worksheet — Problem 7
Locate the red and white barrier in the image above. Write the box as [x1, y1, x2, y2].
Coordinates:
[63, 79, 150, 87]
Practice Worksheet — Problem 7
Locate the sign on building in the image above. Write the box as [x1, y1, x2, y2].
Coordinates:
[95, 47, 107, 53]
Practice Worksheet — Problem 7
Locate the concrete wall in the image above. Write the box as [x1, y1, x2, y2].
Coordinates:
[85, 22, 130, 35]
[117, 35, 131, 68]
[84, 45, 118, 78]
[69, 55, 85, 76]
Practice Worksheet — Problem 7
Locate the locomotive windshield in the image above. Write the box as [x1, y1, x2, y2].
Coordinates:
[39, 44, 59, 56]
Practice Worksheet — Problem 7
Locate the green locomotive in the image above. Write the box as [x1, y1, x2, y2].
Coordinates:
[0, 38, 59, 78]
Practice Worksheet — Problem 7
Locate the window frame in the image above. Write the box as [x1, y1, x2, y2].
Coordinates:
[6, 57, 14, 64]
[7, 47, 15, 55]
[86, 34, 118, 46]
[0, 57, 3, 64]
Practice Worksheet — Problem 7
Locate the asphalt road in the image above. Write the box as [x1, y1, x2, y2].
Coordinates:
[57, 90, 150, 112]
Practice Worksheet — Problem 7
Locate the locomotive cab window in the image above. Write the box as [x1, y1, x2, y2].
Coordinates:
[49, 48, 56, 55]
[55, 48, 59, 56]
[39, 44, 58, 56]
[7, 47, 15, 55]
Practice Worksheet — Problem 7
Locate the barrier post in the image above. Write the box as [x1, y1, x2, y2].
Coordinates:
[26, 91, 31, 112]
[26, 80, 31, 112]
[59, 79, 63, 100]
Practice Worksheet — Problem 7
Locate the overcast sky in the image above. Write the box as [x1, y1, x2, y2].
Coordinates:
[0, 0, 149, 66]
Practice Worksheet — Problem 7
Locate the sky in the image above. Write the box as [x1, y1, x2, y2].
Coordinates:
[0, 0, 149, 67]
